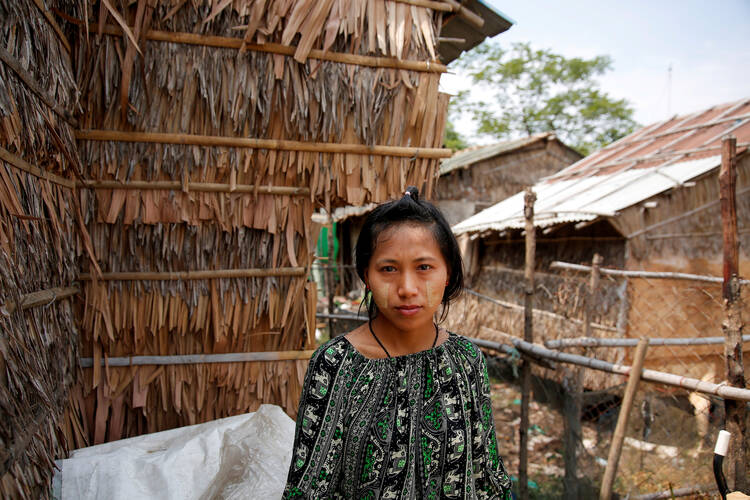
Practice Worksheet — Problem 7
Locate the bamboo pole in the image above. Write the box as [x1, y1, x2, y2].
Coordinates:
[441, 0, 485, 28]
[391, 0, 452, 12]
[79, 350, 315, 367]
[551, 260, 750, 285]
[719, 134, 748, 491]
[92, 24, 447, 73]
[76, 179, 310, 196]
[30, 0, 72, 53]
[630, 485, 717, 500]
[316, 312, 367, 321]
[0, 45, 78, 126]
[464, 288, 618, 332]
[0, 146, 75, 189]
[546, 335, 750, 349]
[626, 185, 750, 240]
[75, 129, 453, 159]
[78, 267, 306, 281]
[0, 286, 79, 315]
[519, 188, 536, 500]
[472, 335, 556, 370]
[600, 338, 649, 500]
[477, 327, 750, 402]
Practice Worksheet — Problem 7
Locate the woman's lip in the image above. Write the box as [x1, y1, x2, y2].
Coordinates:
[395, 305, 422, 316]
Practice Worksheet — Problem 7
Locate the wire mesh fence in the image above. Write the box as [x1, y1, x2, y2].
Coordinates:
[445, 261, 749, 498]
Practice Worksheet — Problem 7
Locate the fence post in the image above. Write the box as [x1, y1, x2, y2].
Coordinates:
[519, 188, 536, 500]
[563, 253, 602, 499]
[719, 134, 748, 491]
[599, 338, 649, 499]
[326, 194, 335, 338]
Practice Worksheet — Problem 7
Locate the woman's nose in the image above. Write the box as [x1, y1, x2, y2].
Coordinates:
[398, 271, 419, 296]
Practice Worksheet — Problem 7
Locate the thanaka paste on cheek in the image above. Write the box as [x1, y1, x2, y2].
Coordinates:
[425, 280, 442, 309]
[372, 283, 390, 310]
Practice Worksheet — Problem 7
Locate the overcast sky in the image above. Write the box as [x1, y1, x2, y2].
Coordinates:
[441, 0, 750, 143]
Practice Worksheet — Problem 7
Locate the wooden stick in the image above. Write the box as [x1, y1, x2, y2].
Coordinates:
[720, 134, 748, 491]
[546, 334, 750, 349]
[438, 37, 466, 44]
[477, 327, 750, 402]
[442, 0, 485, 28]
[550, 260, 750, 285]
[600, 338, 649, 500]
[76, 179, 309, 196]
[78, 267, 306, 281]
[30, 0, 72, 53]
[92, 24, 447, 73]
[1, 286, 79, 315]
[391, 0, 452, 12]
[79, 350, 315, 367]
[0, 146, 75, 189]
[519, 188, 536, 500]
[646, 229, 750, 240]
[0, 46, 77, 127]
[630, 484, 716, 500]
[74, 129, 454, 159]
[627, 184, 750, 239]
[471, 336, 556, 370]
[464, 288, 618, 332]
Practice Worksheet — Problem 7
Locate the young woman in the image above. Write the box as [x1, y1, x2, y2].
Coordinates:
[283, 187, 512, 499]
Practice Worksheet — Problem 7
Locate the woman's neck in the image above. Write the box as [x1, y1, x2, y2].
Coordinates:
[370, 315, 437, 356]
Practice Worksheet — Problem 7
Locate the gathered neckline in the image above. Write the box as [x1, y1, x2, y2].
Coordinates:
[338, 331, 456, 362]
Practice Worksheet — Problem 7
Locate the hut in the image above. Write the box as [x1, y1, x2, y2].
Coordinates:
[0, 0, 83, 497]
[1, 0, 507, 496]
[435, 132, 582, 225]
[448, 99, 750, 389]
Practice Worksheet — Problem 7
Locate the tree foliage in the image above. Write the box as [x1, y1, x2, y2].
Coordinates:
[443, 120, 469, 151]
[450, 42, 638, 155]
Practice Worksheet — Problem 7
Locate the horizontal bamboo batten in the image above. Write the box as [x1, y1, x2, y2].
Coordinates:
[76, 179, 310, 196]
[80, 350, 315, 367]
[550, 260, 750, 285]
[79, 267, 307, 281]
[91, 24, 447, 74]
[0, 146, 75, 189]
[477, 328, 750, 402]
[75, 130, 454, 159]
[1, 286, 79, 315]
[545, 335, 750, 349]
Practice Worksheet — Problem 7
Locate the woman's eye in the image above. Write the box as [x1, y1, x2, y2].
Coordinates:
[418, 264, 432, 271]
[380, 265, 396, 272]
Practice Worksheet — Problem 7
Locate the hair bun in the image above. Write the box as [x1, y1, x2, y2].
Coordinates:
[404, 186, 420, 202]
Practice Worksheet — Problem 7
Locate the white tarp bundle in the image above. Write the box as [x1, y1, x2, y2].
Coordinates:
[54, 404, 295, 500]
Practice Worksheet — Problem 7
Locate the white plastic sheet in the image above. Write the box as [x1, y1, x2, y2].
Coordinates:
[55, 404, 295, 500]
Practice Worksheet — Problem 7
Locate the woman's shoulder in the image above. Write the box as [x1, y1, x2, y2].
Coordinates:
[444, 332, 487, 365]
[308, 335, 354, 369]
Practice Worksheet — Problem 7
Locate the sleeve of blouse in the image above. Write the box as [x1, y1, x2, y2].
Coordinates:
[282, 341, 344, 499]
[471, 346, 514, 499]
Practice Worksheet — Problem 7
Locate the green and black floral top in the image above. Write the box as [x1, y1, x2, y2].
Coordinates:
[283, 332, 513, 499]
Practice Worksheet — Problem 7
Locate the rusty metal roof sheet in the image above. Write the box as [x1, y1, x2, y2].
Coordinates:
[453, 98, 750, 236]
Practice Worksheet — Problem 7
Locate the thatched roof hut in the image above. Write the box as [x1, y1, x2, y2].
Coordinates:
[0, 0, 84, 497]
[1, 0, 513, 496]
[448, 99, 750, 390]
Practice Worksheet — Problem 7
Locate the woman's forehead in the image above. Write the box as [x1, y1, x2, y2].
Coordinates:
[372, 224, 443, 259]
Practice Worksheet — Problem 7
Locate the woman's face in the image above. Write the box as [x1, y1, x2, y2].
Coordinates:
[364, 223, 449, 333]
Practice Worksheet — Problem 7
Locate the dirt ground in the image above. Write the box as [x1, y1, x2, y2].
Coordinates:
[489, 380, 720, 499]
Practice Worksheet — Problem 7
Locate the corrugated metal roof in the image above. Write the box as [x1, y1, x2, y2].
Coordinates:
[453, 97, 750, 236]
[439, 133, 555, 175]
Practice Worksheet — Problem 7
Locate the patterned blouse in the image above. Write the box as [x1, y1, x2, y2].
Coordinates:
[283, 332, 513, 499]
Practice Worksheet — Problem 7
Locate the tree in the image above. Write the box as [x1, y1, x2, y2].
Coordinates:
[450, 42, 638, 155]
[443, 120, 469, 151]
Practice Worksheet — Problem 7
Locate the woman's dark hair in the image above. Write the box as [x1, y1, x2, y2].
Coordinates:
[355, 186, 464, 322]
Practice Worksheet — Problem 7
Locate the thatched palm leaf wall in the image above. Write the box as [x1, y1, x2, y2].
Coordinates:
[70, 0, 450, 445]
[0, 0, 84, 497]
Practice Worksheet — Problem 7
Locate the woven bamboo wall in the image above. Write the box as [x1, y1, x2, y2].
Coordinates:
[68, 0, 450, 446]
[0, 0, 82, 497]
